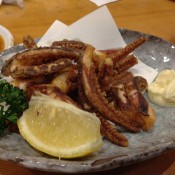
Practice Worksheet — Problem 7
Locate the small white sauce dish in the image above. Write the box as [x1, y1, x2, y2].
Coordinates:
[0, 25, 14, 51]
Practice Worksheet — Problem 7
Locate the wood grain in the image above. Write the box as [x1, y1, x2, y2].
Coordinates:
[0, 0, 175, 44]
[0, 0, 175, 174]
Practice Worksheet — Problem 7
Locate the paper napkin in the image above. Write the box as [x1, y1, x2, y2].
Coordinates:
[38, 6, 158, 85]
[1, 0, 24, 8]
[38, 20, 67, 45]
[38, 6, 126, 50]
[89, 0, 119, 6]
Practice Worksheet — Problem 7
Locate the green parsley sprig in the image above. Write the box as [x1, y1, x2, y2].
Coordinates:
[0, 79, 28, 135]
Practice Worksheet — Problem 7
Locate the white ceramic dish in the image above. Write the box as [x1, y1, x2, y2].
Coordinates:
[0, 29, 175, 173]
[0, 25, 14, 51]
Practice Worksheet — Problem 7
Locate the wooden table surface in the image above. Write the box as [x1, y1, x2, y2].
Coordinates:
[0, 0, 175, 174]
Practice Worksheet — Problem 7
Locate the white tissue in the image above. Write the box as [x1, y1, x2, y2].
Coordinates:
[1, 0, 24, 8]
[38, 6, 158, 85]
[89, 0, 119, 6]
[38, 6, 126, 50]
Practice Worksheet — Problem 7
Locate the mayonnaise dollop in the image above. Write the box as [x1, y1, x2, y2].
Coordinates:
[147, 69, 175, 107]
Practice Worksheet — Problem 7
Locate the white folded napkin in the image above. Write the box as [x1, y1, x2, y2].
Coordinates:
[0, 0, 24, 8]
[38, 6, 126, 50]
[89, 0, 119, 6]
[38, 6, 158, 85]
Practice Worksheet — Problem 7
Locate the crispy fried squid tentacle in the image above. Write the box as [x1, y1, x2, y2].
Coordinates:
[1, 57, 14, 76]
[79, 45, 140, 133]
[100, 71, 134, 92]
[111, 76, 155, 130]
[114, 54, 138, 73]
[78, 79, 128, 147]
[125, 79, 149, 116]
[99, 116, 128, 146]
[10, 58, 72, 78]
[109, 37, 147, 65]
[23, 35, 38, 49]
[1, 47, 82, 78]
[52, 39, 86, 51]
[133, 76, 148, 92]
[111, 83, 139, 125]
[11, 47, 81, 66]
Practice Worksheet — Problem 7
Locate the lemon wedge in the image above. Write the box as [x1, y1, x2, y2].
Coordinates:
[17, 95, 103, 159]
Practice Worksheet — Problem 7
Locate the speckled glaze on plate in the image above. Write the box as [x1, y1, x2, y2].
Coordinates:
[0, 29, 175, 173]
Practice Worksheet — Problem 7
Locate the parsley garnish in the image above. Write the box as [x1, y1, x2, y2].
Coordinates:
[0, 79, 28, 135]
